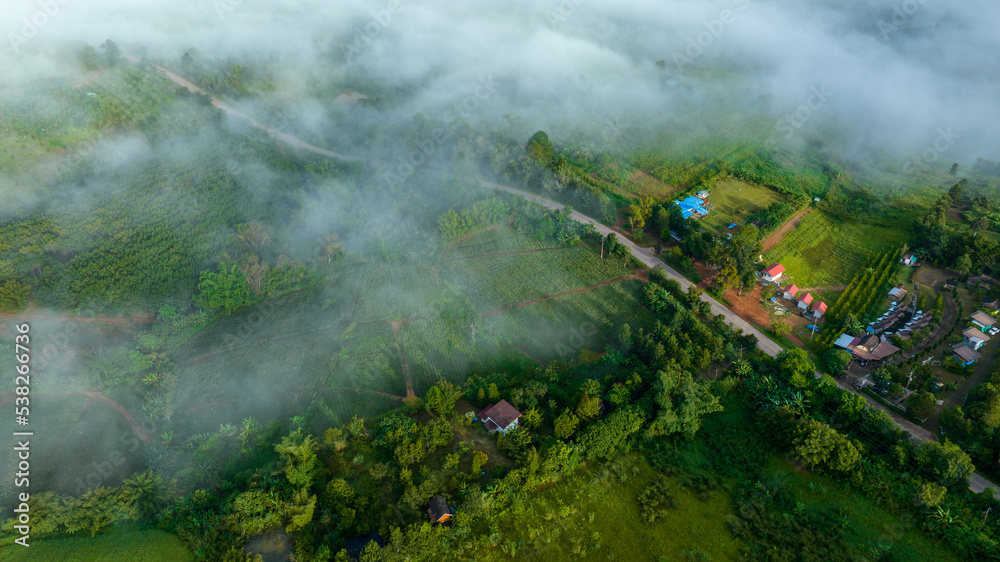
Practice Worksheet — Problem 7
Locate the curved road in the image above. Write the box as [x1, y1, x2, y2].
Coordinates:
[135, 58, 998, 498]
[479, 181, 785, 357]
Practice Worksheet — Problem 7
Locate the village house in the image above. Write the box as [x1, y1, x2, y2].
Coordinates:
[971, 311, 998, 332]
[888, 286, 906, 300]
[953, 343, 982, 367]
[761, 263, 785, 284]
[782, 284, 799, 301]
[982, 297, 1000, 312]
[963, 327, 991, 351]
[674, 196, 711, 220]
[797, 293, 814, 311]
[478, 399, 522, 433]
[812, 301, 827, 319]
[427, 495, 453, 524]
[901, 254, 919, 267]
[851, 334, 900, 362]
[968, 274, 999, 291]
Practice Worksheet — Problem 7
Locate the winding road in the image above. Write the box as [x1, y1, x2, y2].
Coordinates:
[132, 57, 998, 498]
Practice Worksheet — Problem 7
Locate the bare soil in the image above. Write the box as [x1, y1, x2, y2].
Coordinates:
[761, 206, 812, 253]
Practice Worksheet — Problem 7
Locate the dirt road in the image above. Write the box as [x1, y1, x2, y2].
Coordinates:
[761, 206, 811, 253]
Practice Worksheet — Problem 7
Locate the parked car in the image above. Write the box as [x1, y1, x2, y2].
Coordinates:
[989, 326, 999, 336]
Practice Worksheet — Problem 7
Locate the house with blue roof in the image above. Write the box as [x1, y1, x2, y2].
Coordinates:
[674, 195, 711, 220]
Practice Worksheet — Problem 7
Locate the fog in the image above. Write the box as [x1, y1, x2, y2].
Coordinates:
[2, 0, 998, 501]
[2, 0, 998, 163]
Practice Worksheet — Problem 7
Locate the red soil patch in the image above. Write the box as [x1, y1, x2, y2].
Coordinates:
[723, 285, 773, 329]
[761, 206, 812, 253]
[445, 224, 503, 249]
[73, 70, 104, 89]
[694, 262, 718, 289]
[786, 333, 807, 348]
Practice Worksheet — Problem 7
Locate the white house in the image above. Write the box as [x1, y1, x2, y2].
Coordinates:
[762, 263, 785, 284]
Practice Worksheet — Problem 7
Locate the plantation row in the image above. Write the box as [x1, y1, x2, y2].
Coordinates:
[816, 246, 904, 348]
[445, 245, 632, 313]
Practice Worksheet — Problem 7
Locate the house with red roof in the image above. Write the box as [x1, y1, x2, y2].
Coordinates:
[782, 284, 799, 301]
[812, 301, 827, 319]
[478, 399, 522, 433]
[761, 263, 785, 283]
[797, 293, 814, 311]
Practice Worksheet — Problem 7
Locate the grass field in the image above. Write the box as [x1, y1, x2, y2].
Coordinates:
[699, 178, 783, 233]
[764, 457, 961, 561]
[619, 170, 679, 199]
[763, 210, 909, 289]
[470, 454, 741, 561]
[0, 526, 193, 561]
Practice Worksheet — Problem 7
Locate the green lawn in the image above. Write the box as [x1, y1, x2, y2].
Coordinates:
[763, 210, 909, 289]
[764, 458, 961, 562]
[468, 454, 741, 561]
[699, 178, 783, 233]
[0, 526, 193, 561]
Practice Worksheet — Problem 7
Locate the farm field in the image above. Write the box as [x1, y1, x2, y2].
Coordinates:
[470, 454, 742, 561]
[621, 169, 678, 199]
[167, 227, 652, 435]
[1, 525, 194, 560]
[699, 178, 783, 234]
[763, 210, 909, 289]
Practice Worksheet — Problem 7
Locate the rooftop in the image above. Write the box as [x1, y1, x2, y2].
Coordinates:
[972, 311, 998, 327]
[763, 263, 785, 277]
[479, 399, 522, 432]
[954, 344, 982, 363]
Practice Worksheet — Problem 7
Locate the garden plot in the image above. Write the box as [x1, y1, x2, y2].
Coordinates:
[445, 243, 633, 313]
[763, 211, 909, 289]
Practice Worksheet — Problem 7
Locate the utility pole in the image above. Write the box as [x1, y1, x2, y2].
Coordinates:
[601, 236, 604, 260]
[981, 506, 991, 532]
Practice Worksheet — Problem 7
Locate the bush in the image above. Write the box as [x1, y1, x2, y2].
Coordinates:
[0, 280, 30, 313]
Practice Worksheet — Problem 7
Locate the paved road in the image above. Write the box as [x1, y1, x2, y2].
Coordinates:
[485, 181, 1000, 498]
[481, 181, 786, 358]
[135, 57, 999, 498]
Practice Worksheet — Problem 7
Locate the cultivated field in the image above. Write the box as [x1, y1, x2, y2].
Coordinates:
[763, 210, 909, 289]
[2, 526, 194, 560]
[699, 178, 783, 233]
[167, 227, 652, 435]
